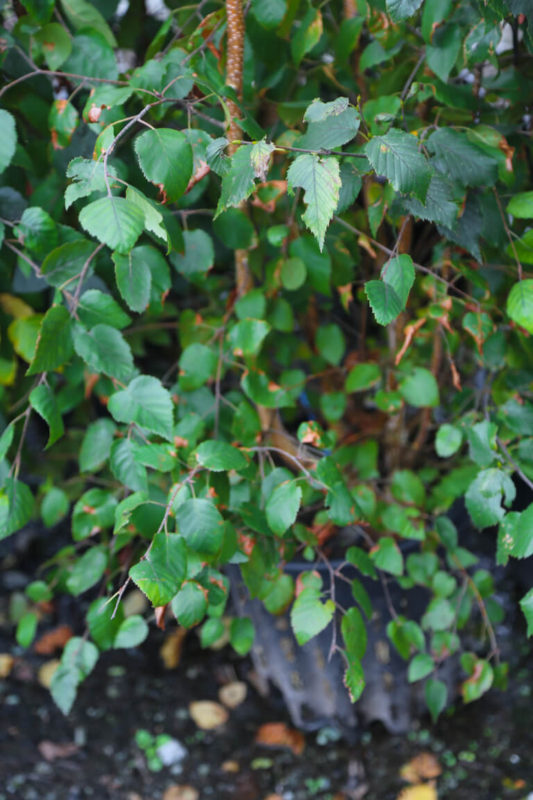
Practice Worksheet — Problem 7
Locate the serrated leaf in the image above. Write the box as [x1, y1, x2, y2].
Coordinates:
[506, 280, 533, 334]
[171, 582, 208, 627]
[266, 481, 302, 535]
[129, 533, 187, 606]
[27, 305, 73, 375]
[65, 158, 117, 210]
[344, 655, 365, 702]
[110, 439, 148, 493]
[304, 97, 349, 123]
[135, 128, 193, 203]
[66, 546, 107, 595]
[0, 110, 17, 175]
[465, 468, 516, 528]
[299, 107, 360, 151]
[29, 384, 64, 448]
[60, 0, 117, 46]
[194, 441, 247, 472]
[107, 376, 174, 442]
[72, 488, 116, 540]
[427, 128, 498, 188]
[72, 323, 134, 382]
[290, 572, 334, 645]
[64, 30, 118, 80]
[216, 146, 255, 215]
[79, 197, 144, 254]
[80, 418, 115, 473]
[364, 280, 402, 325]
[125, 186, 167, 244]
[381, 254, 415, 308]
[287, 154, 340, 250]
[175, 498, 224, 555]
[16, 207, 58, 258]
[51, 637, 98, 714]
[371, 537, 404, 575]
[0, 479, 34, 539]
[251, 0, 287, 28]
[365, 129, 431, 200]
[41, 240, 97, 289]
[403, 174, 458, 228]
[112, 247, 151, 312]
[427, 23, 462, 82]
[387, 0, 423, 20]
[78, 289, 132, 330]
[114, 616, 149, 648]
[179, 343, 217, 391]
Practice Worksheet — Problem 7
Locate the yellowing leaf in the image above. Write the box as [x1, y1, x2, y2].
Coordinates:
[397, 784, 438, 800]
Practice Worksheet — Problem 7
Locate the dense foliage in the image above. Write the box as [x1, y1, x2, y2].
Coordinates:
[1, 0, 533, 720]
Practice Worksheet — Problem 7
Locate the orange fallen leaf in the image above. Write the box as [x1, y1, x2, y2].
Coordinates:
[400, 753, 441, 784]
[163, 786, 199, 800]
[189, 701, 229, 730]
[221, 760, 240, 773]
[34, 625, 73, 655]
[38, 740, 78, 761]
[218, 681, 247, 709]
[0, 654, 14, 678]
[160, 627, 187, 669]
[255, 722, 305, 756]
[37, 660, 60, 689]
[397, 784, 437, 800]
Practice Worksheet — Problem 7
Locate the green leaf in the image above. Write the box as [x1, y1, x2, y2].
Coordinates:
[287, 154, 341, 250]
[364, 280, 402, 325]
[291, 7, 323, 66]
[425, 677, 447, 721]
[228, 319, 270, 357]
[65, 157, 117, 210]
[213, 208, 254, 249]
[110, 439, 148, 493]
[51, 637, 98, 714]
[64, 30, 118, 80]
[78, 290, 132, 330]
[34, 23, 72, 70]
[345, 362, 381, 392]
[426, 24, 462, 82]
[27, 305, 73, 376]
[467, 420, 497, 467]
[80, 418, 116, 472]
[290, 572, 335, 645]
[399, 368, 439, 407]
[387, 617, 424, 659]
[346, 546, 377, 579]
[72, 488, 117, 540]
[26, 581, 52, 603]
[427, 128, 498, 188]
[251, 0, 287, 28]
[41, 487, 69, 528]
[135, 129, 193, 204]
[175, 498, 224, 555]
[316, 323, 345, 366]
[125, 186, 168, 246]
[66, 546, 107, 595]
[72, 323, 134, 382]
[87, 598, 123, 650]
[299, 107, 360, 150]
[200, 617, 225, 648]
[341, 606, 367, 660]
[134, 443, 177, 472]
[403, 174, 458, 228]
[386, 0, 424, 20]
[178, 343, 217, 391]
[350, 579, 373, 618]
[436, 423, 463, 457]
[266, 481, 302, 535]
[391, 470, 426, 506]
[170, 230, 214, 277]
[371, 537, 404, 575]
[520, 588, 533, 637]
[365, 129, 431, 200]
[461, 657, 493, 703]
[16, 207, 58, 258]
[29, 384, 64, 448]
[408, 653, 434, 683]
[0, 110, 17, 175]
[171, 582, 208, 627]
[16, 611, 38, 648]
[381, 254, 415, 309]
[422, 597, 455, 631]
[290, 235, 331, 295]
[79, 197, 144, 254]
[216, 146, 256, 214]
[113, 247, 153, 313]
[280, 257, 307, 291]
[497, 506, 533, 564]
[49, 99, 78, 149]
[41, 240, 96, 289]
[114, 616, 149, 648]
[194, 441, 247, 472]
[0, 479, 35, 540]
[507, 191, 533, 218]
[60, 0, 117, 46]
[465, 468, 516, 528]
[304, 97, 349, 123]
[129, 533, 187, 606]
[506, 280, 533, 334]
[108, 375, 174, 442]
[344, 655, 365, 702]
[230, 617, 255, 655]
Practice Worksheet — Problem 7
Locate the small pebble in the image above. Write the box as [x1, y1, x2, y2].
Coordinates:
[157, 738, 188, 766]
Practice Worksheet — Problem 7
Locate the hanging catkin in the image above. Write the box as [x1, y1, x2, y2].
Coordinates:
[225, 0, 252, 296]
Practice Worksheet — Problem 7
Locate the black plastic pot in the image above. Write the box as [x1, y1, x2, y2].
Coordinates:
[230, 556, 458, 734]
